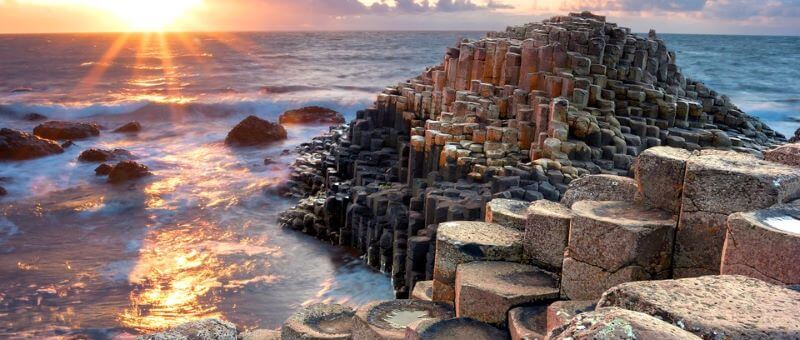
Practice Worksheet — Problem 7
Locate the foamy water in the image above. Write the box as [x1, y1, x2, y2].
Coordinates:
[0, 31, 797, 337]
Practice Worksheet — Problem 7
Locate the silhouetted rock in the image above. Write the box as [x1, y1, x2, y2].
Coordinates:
[279, 106, 345, 125]
[108, 160, 151, 183]
[264, 157, 276, 165]
[0, 128, 64, 160]
[113, 121, 142, 133]
[790, 127, 800, 143]
[33, 121, 100, 140]
[95, 163, 113, 176]
[78, 148, 134, 162]
[61, 141, 75, 148]
[0, 186, 6, 196]
[22, 113, 47, 121]
[225, 115, 287, 147]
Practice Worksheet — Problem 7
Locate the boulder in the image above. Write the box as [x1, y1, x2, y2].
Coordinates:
[634, 146, 691, 213]
[433, 221, 524, 302]
[562, 201, 676, 300]
[113, 121, 142, 133]
[455, 261, 558, 326]
[240, 329, 280, 340]
[545, 300, 596, 333]
[351, 299, 454, 340]
[33, 121, 100, 140]
[765, 143, 800, 167]
[0, 186, 6, 196]
[279, 106, 345, 125]
[721, 204, 800, 285]
[0, 128, 64, 160]
[508, 306, 547, 340]
[411, 280, 433, 301]
[559, 175, 636, 208]
[485, 198, 528, 230]
[95, 163, 113, 176]
[282, 303, 354, 340]
[524, 200, 573, 271]
[78, 148, 134, 162]
[108, 160, 151, 183]
[674, 150, 800, 278]
[405, 318, 509, 340]
[225, 115, 287, 146]
[21, 112, 47, 121]
[546, 307, 700, 339]
[137, 319, 237, 340]
[598, 275, 800, 339]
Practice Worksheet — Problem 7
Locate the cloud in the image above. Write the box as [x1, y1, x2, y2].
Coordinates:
[272, 0, 514, 15]
[540, 0, 800, 20]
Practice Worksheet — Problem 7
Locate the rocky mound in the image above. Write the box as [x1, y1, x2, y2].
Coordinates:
[107, 160, 151, 183]
[279, 106, 345, 125]
[33, 121, 100, 140]
[0, 128, 64, 160]
[225, 115, 287, 146]
[113, 121, 142, 133]
[78, 148, 134, 162]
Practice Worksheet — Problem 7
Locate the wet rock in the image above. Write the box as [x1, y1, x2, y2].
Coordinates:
[406, 317, 509, 340]
[282, 303, 354, 340]
[94, 163, 113, 176]
[433, 221, 524, 302]
[279, 106, 345, 125]
[351, 299, 454, 340]
[508, 306, 547, 340]
[78, 148, 134, 162]
[108, 160, 151, 183]
[137, 318, 237, 340]
[0, 128, 64, 160]
[263, 157, 276, 165]
[113, 121, 142, 133]
[721, 204, 800, 285]
[634, 146, 691, 213]
[765, 143, 800, 167]
[21, 112, 47, 121]
[559, 175, 636, 208]
[225, 115, 287, 147]
[545, 300, 596, 333]
[456, 261, 558, 326]
[546, 307, 700, 340]
[562, 201, 676, 300]
[239, 329, 280, 340]
[598, 275, 800, 339]
[411, 280, 433, 301]
[0, 186, 6, 196]
[524, 200, 573, 272]
[61, 140, 75, 148]
[485, 198, 528, 230]
[33, 121, 100, 140]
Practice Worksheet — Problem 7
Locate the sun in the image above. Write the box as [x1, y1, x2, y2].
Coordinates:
[99, 0, 202, 31]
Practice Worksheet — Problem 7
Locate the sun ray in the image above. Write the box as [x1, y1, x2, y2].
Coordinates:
[75, 33, 131, 92]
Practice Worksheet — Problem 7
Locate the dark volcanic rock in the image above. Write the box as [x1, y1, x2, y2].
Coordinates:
[95, 163, 113, 176]
[108, 160, 151, 183]
[225, 115, 287, 147]
[33, 121, 100, 140]
[113, 121, 142, 133]
[0, 128, 64, 160]
[61, 141, 75, 148]
[790, 127, 800, 143]
[0, 186, 6, 196]
[78, 148, 134, 162]
[22, 113, 48, 121]
[279, 106, 345, 125]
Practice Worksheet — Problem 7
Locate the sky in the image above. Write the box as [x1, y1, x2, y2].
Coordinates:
[0, 0, 798, 35]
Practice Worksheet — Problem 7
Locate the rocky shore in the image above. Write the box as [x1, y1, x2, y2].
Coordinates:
[143, 11, 799, 340]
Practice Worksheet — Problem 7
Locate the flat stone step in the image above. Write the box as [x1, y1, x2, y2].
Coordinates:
[560, 174, 637, 208]
[351, 299, 454, 340]
[405, 317, 509, 340]
[507, 305, 547, 340]
[240, 329, 280, 340]
[524, 200, 574, 271]
[547, 307, 700, 339]
[598, 275, 800, 339]
[138, 319, 237, 340]
[634, 146, 691, 214]
[545, 300, 596, 334]
[486, 198, 529, 230]
[722, 204, 800, 285]
[562, 200, 676, 300]
[455, 261, 558, 326]
[411, 280, 434, 301]
[281, 303, 354, 339]
[765, 143, 800, 167]
[433, 221, 524, 302]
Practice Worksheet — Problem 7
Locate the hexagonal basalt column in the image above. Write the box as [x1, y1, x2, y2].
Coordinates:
[634, 146, 691, 213]
[546, 307, 700, 339]
[405, 317, 509, 340]
[507, 305, 548, 340]
[524, 200, 574, 272]
[674, 151, 800, 278]
[455, 261, 558, 326]
[561, 201, 677, 300]
[411, 281, 434, 301]
[545, 300, 596, 333]
[560, 174, 637, 208]
[721, 204, 800, 285]
[433, 222, 524, 302]
[351, 300, 454, 340]
[485, 198, 528, 230]
[282, 303, 355, 340]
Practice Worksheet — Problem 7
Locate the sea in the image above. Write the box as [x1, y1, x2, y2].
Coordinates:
[0, 31, 797, 338]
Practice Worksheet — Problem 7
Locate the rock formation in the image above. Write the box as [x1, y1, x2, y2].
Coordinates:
[279, 106, 346, 125]
[33, 121, 100, 140]
[225, 115, 287, 146]
[113, 121, 142, 133]
[0, 128, 64, 160]
[107, 160, 151, 183]
[78, 148, 134, 162]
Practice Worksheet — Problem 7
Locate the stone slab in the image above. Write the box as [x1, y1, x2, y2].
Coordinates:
[634, 146, 691, 213]
[411, 280, 434, 301]
[560, 174, 637, 208]
[282, 303, 354, 340]
[546, 307, 700, 339]
[405, 317, 509, 340]
[508, 305, 547, 340]
[545, 300, 596, 333]
[524, 200, 574, 271]
[352, 299, 454, 340]
[765, 143, 800, 167]
[486, 198, 529, 230]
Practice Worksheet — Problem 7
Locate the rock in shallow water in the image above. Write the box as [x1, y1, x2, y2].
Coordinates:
[0, 128, 64, 160]
[33, 121, 100, 140]
[279, 106, 345, 125]
[78, 148, 134, 162]
[108, 160, 151, 183]
[113, 121, 142, 133]
[225, 115, 287, 147]
[21, 112, 47, 121]
[95, 163, 112, 176]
